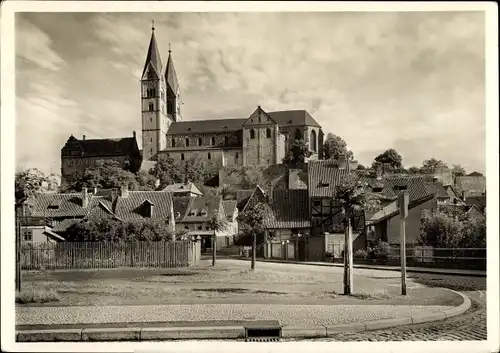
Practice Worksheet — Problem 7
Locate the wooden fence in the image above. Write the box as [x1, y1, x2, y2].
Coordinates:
[21, 241, 197, 270]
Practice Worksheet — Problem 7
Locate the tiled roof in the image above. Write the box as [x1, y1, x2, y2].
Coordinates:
[236, 189, 254, 212]
[468, 171, 484, 176]
[424, 181, 449, 199]
[376, 176, 432, 203]
[61, 136, 140, 158]
[464, 196, 486, 211]
[28, 193, 91, 218]
[142, 29, 162, 77]
[166, 119, 247, 135]
[264, 189, 311, 229]
[269, 110, 321, 128]
[162, 182, 203, 195]
[223, 200, 238, 220]
[455, 176, 486, 193]
[175, 195, 223, 223]
[51, 219, 81, 233]
[114, 191, 173, 221]
[308, 160, 351, 197]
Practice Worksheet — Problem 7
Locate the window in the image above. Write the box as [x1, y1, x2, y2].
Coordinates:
[185, 226, 189, 230]
[295, 128, 302, 140]
[167, 102, 173, 114]
[172, 139, 176, 147]
[185, 138, 190, 147]
[150, 148, 153, 155]
[149, 103, 154, 111]
[208, 152, 211, 160]
[198, 137, 202, 146]
[235, 152, 239, 159]
[266, 128, 271, 138]
[310, 130, 317, 152]
[224, 136, 229, 145]
[150, 137, 153, 142]
[250, 129, 255, 139]
[23, 229, 33, 241]
[181, 153, 185, 161]
[198, 226, 202, 230]
[211, 137, 216, 145]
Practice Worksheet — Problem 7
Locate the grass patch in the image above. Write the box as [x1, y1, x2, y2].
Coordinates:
[192, 288, 249, 294]
[349, 292, 392, 300]
[16, 288, 60, 304]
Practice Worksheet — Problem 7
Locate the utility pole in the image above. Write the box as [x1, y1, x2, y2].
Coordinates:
[399, 191, 409, 295]
[251, 231, 256, 270]
[343, 216, 353, 295]
[15, 204, 22, 292]
[212, 231, 217, 267]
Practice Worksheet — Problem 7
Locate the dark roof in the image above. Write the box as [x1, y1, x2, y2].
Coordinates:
[268, 110, 321, 128]
[236, 189, 254, 212]
[264, 190, 310, 229]
[375, 176, 432, 203]
[28, 193, 93, 218]
[223, 200, 238, 220]
[61, 136, 140, 158]
[165, 51, 179, 94]
[142, 29, 162, 78]
[166, 119, 247, 135]
[308, 160, 351, 197]
[464, 195, 486, 210]
[51, 219, 81, 233]
[114, 191, 173, 221]
[468, 171, 484, 176]
[424, 181, 449, 199]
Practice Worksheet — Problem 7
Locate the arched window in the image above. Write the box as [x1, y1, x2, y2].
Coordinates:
[149, 103, 154, 111]
[208, 152, 211, 160]
[185, 138, 190, 147]
[266, 128, 271, 138]
[181, 153, 185, 161]
[295, 128, 302, 140]
[250, 129, 255, 139]
[198, 137, 203, 146]
[172, 138, 176, 147]
[310, 130, 317, 152]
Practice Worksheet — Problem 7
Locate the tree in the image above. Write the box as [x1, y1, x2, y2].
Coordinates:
[374, 149, 403, 170]
[323, 133, 354, 160]
[205, 211, 229, 266]
[136, 170, 158, 191]
[451, 164, 467, 178]
[356, 164, 366, 170]
[151, 153, 208, 188]
[15, 168, 49, 207]
[283, 139, 313, 164]
[238, 201, 268, 270]
[183, 154, 208, 184]
[421, 158, 448, 174]
[407, 166, 421, 174]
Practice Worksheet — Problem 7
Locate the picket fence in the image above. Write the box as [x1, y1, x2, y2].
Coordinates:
[20, 241, 197, 270]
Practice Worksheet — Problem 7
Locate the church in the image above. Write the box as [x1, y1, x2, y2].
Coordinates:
[61, 25, 324, 185]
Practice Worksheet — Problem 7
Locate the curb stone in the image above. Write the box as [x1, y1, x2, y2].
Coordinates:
[15, 290, 472, 341]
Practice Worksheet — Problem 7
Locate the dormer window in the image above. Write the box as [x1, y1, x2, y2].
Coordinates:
[319, 182, 330, 187]
[200, 210, 208, 216]
[373, 186, 383, 192]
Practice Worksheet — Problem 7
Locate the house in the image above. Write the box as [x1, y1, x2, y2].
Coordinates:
[464, 195, 486, 214]
[162, 182, 203, 197]
[424, 180, 465, 207]
[172, 195, 230, 252]
[455, 175, 486, 197]
[465, 204, 486, 220]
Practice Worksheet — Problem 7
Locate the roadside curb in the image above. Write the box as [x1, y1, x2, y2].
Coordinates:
[16, 290, 472, 342]
[232, 257, 486, 277]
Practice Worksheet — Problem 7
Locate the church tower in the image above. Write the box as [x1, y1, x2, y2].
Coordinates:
[141, 22, 173, 161]
[165, 43, 183, 122]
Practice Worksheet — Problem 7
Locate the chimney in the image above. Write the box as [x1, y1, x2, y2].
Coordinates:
[82, 187, 88, 208]
[82, 135, 86, 141]
[462, 190, 468, 201]
[267, 182, 273, 202]
[133, 131, 136, 138]
[376, 164, 383, 180]
[120, 185, 129, 198]
[338, 154, 347, 170]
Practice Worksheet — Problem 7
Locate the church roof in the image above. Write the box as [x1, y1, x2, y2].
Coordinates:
[61, 136, 141, 158]
[268, 110, 321, 128]
[165, 51, 179, 94]
[142, 28, 163, 78]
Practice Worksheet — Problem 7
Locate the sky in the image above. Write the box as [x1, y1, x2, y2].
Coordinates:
[15, 11, 486, 175]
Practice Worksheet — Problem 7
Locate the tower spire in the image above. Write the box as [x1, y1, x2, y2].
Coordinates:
[168, 42, 171, 54]
[152, 19, 155, 31]
[141, 21, 162, 78]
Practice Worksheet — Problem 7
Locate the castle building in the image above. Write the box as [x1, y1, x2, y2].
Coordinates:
[140, 26, 324, 168]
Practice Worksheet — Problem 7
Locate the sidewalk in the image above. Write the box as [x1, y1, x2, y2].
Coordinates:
[230, 256, 486, 277]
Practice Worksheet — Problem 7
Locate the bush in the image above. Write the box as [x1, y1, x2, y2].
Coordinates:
[16, 288, 60, 304]
[354, 249, 368, 260]
[366, 241, 390, 260]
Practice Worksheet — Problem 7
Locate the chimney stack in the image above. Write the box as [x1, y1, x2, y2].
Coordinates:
[338, 154, 347, 170]
[120, 185, 129, 198]
[133, 131, 136, 138]
[82, 187, 88, 208]
[376, 163, 383, 180]
[82, 135, 86, 141]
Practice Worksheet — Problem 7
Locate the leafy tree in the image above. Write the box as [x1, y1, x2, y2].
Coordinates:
[183, 153, 207, 184]
[451, 164, 467, 178]
[242, 167, 267, 188]
[283, 139, 313, 164]
[136, 170, 158, 191]
[151, 154, 183, 188]
[374, 149, 403, 170]
[421, 158, 448, 174]
[323, 133, 354, 160]
[356, 164, 366, 170]
[407, 166, 421, 174]
[238, 200, 268, 270]
[205, 211, 229, 266]
[15, 168, 49, 207]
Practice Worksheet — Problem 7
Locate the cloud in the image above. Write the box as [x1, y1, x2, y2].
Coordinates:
[16, 18, 65, 71]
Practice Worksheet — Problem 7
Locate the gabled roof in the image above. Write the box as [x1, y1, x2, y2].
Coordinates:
[464, 195, 486, 210]
[61, 136, 140, 158]
[165, 51, 179, 94]
[308, 160, 351, 197]
[268, 110, 321, 128]
[424, 181, 449, 199]
[466, 204, 486, 217]
[264, 189, 310, 229]
[51, 219, 81, 233]
[242, 106, 277, 126]
[142, 28, 163, 78]
[236, 189, 254, 212]
[468, 171, 484, 176]
[28, 193, 92, 218]
[166, 118, 247, 135]
[241, 185, 268, 213]
[114, 191, 173, 221]
[174, 195, 223, 223]
[367, 192, 435, 225]
[162, 182, 203, 196]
